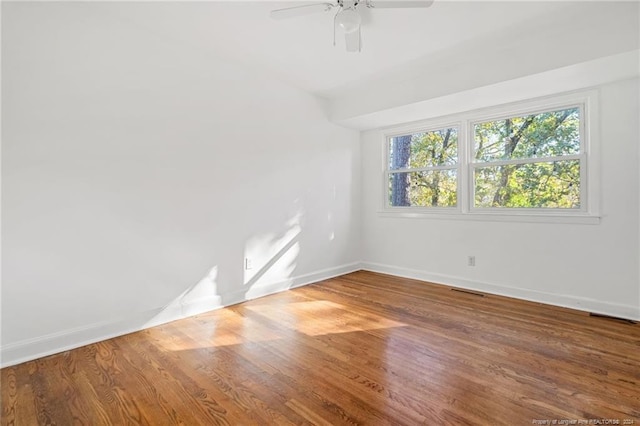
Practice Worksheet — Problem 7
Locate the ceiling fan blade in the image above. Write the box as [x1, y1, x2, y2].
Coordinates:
[366, 0, 434, 8]
[270, 3, 335, 20]
[344, 29, 361, 52]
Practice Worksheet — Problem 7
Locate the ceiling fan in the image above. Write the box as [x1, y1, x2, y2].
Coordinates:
[270, 0, 434, 52]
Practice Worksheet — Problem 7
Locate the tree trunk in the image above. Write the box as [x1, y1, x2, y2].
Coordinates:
[391, 135, 411, 206]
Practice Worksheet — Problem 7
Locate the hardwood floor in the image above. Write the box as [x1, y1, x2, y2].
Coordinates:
[2, 271, 639, 425]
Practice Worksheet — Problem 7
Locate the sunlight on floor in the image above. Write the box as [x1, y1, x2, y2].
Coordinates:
[155, 308, 282, 351]
[155, 299, 407, 352]
[245, 300, 407, 336]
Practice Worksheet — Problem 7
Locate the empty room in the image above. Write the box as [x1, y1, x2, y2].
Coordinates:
[1, 0, 639, 424]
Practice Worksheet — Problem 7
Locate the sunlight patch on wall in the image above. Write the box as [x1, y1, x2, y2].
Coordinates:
[145, 265, 224, 328]
[243, 211, 303, 291]
[327, 211, 335, 241]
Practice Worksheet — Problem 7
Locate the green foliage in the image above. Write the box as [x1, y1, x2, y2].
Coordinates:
[410, 170, 457, 207]
[388, 107, 581, 209]
[389, 129, 458, 207]
[389, 129, 457, 169]
[388, 171, 457, 207]
[473, 107, 581, 208]
[474, 108, 580, 162]
[409, 129, 458, 168]
[475, 161, 580, 208]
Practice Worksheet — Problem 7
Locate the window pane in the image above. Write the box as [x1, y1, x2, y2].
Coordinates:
[389, 128, 458, 170]
[474, 160, 580, 208]
[474, 107, 580, 163]
[389, 170, 457, 207]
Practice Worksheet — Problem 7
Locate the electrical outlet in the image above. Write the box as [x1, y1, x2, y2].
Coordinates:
[468, 256, 476, 267]
[245, 258, 253, 270]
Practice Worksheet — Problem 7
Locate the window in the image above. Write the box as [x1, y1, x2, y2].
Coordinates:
[472, 107, 581, 209]
[384, 92, 598, 222]
[388, 127, 458, 207]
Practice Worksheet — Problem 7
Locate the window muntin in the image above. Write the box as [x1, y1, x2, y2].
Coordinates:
[471, 106, 583, 210]
[388, 128, 458, 207]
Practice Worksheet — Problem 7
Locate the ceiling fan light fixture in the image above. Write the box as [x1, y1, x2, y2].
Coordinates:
[270, 1, 434, 52]
[335, 8, 361, 33]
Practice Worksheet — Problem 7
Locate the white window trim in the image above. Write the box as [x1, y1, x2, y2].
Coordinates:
[380, 89, 601, 224]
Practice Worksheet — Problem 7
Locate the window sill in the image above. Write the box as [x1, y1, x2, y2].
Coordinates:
[377, 210, 601, 225]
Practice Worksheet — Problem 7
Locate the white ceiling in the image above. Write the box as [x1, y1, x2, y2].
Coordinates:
[109, 1, 586, 98]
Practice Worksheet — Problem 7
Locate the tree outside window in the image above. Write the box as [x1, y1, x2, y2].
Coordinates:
[386, 105, 583, 212]
[473, 107, 581, 209]
[388, 128, 458, 207]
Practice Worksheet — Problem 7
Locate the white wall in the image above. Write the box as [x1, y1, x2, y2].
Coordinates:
[1, 3, 360, 366]
[360, 77, 640, 320]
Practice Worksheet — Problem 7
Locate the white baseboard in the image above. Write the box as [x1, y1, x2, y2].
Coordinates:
[360, 262, 640, 322]
[224, 262, 363, 305]
[0, 262, 361, 368]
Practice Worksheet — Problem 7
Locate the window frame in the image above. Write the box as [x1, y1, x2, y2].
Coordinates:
[385, 122, 461, 210]
[380, 90, 600, 224]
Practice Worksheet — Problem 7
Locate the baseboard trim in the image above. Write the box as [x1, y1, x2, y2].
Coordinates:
[224, 262, 363, 305]
[0, 262, 361, 368]
[360, 262, 640, 322]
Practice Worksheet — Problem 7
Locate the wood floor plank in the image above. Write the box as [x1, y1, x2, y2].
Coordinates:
[2, 271, 639, 425]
